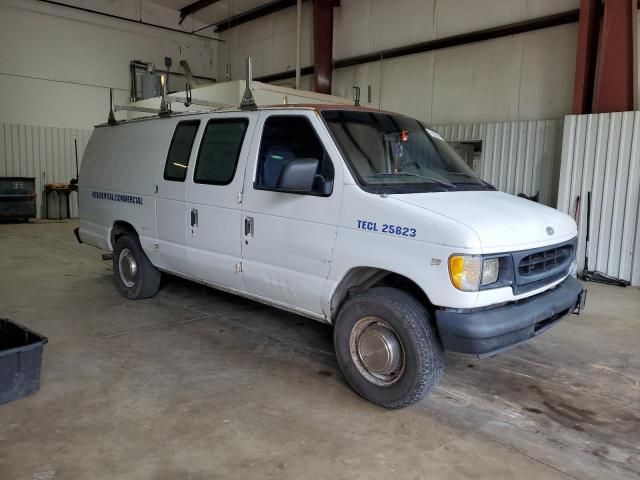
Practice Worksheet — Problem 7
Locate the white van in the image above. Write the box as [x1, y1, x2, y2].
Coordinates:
[77, 104, 586, 408]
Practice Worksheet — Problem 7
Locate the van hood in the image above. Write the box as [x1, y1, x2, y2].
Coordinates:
[391, 190, 577, 252]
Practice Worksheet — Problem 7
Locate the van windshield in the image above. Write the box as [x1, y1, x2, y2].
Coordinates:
[321, 110, 493, 194]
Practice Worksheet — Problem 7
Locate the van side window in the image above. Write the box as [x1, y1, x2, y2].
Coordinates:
[164, 121, 200, 182]
[194, 119, 249, 185]
[255, 116, 334, 196]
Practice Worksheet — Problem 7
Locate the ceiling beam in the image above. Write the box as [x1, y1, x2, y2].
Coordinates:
[38, 0, 223, 41]
[179, 0, 223, 24]
[215, 0, 308, 32]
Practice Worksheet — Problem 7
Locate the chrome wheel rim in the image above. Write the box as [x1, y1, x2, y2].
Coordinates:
[118, 248, 137, 288]
[349, 317, 405, 386]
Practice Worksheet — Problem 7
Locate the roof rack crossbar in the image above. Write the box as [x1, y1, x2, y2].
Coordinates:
[114, 105, 165, 114]
[166, 95, 235, 110]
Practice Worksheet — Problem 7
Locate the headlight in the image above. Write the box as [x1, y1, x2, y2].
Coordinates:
[449, 255, 500, 291]
[482, 257, 500, 285]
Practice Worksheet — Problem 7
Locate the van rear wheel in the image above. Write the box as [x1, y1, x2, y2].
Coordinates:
[334, 287, 444, 409]
[113, 234, 160, 299]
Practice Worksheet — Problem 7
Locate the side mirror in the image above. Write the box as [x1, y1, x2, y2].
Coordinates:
[277, 158, 319, 193]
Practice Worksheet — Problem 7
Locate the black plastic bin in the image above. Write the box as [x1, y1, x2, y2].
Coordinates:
[0, 319, 47, 405]
[0, 177, 37, 221]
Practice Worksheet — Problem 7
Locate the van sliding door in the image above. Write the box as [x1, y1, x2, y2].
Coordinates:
[186, 114, 257, 291]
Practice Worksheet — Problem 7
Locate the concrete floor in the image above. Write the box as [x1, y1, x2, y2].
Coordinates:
[0, 221, 639, 480]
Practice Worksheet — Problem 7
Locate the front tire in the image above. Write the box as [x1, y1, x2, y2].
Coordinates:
[334, 287, 444, 409]
[113, 234, 161, 299]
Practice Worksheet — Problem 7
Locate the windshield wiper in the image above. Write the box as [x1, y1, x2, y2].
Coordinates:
[446, 172, 495, 189]
[370, 172, 456, 190]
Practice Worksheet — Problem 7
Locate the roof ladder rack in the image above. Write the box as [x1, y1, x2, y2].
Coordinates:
[240, 57, 257, 110]
[107, 57, 259, 123]
[167, 84, 235, 109]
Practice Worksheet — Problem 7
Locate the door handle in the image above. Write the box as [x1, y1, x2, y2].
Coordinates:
[244, 216, 254, 237]
[191, 208, 198, 227]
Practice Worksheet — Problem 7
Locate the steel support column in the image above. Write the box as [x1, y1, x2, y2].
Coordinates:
[312, 0, 334, 94]
[572, 0, 601, 114]
[593, 0, 636, 112]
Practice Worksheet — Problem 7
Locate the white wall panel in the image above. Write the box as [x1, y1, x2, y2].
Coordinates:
[0, 0, 218, 130]
[331, 0, 580, 58]
[434, 0, 526, 39]
[379, 53, 435, 123]
[1, 0, 217, 90]
[433, 119, 563, 207]
[218, 1, 639, 122]
[369, 0, 436, 53]
[341, 25, 579, 125]
[332, 62, 382, 109]
[218, 1, 313, 82]
[517, 24, 578, 121]
[332, 0, 372, 59]
[0, 123, 92, 219]
[431, 36, 522, 124]
[557, 112, 640, 286]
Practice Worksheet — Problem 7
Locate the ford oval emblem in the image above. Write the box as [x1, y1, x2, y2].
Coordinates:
[546, 226, 554, 236]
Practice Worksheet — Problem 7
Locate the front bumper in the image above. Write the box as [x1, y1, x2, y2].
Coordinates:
[435, 277, 586, 357]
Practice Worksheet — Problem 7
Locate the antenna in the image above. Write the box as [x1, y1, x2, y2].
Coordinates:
[240, 57, 257, 110]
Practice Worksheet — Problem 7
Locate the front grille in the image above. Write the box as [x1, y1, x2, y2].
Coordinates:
[518, 245, 573, 277]
[512, 239, 576, 294]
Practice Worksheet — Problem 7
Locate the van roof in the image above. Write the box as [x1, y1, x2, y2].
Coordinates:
[97, 103, 393, 128]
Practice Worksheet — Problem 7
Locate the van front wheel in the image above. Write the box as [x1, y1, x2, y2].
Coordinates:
[334, 287, 444, 409]
[113, 234, 161, 299]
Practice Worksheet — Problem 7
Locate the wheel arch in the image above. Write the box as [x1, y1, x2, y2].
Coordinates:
[110, 220, 138, 250]
[329, 267, 434, 322]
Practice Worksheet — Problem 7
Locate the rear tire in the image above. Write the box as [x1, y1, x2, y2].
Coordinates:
[113, 234, 161, 299]
[334, 287, 444, 409]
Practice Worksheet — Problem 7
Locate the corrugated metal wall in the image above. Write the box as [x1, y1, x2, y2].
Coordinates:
[433, 120, 564, 207]
[557, 112, 640, 287]
[0, 123, 92, 218]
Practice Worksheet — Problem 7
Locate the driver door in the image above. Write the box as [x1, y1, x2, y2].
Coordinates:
[240, 111, 343, 317]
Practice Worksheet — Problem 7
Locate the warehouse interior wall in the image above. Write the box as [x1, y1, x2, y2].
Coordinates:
[217, 0, 640, 126]
[0, 0, 219, 130]
[217, 1, 314, 88]
[557, 112, 640, 286]
[334, 24, 578, 125]
[216, 0, 579, 124]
